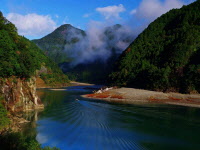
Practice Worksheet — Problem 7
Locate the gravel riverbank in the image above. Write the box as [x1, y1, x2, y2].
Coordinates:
[83, 87, 200, 108]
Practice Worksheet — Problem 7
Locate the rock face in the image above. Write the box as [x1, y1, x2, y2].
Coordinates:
[0, 77, 44, 112]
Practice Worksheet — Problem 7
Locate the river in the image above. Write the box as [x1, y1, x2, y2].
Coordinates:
[23, 85, 200, 150]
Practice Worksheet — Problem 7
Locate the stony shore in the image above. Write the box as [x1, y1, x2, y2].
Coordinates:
[82, 87, 200, 108]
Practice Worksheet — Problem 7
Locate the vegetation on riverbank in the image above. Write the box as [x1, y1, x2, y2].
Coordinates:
[110, 1, 200, 93]
[0, 132, 59, 150]
[0, 96, 59, 150]
[0, 11, 65, 149]
[0, 103, 59, 149]
[0, 98, 9, 131]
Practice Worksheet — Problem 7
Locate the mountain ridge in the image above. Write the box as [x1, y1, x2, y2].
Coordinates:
[0, 11, 69, 113]
[109, 0, 200, 93]
[33, 24, 86, 64]
[33, 23, 134, 83]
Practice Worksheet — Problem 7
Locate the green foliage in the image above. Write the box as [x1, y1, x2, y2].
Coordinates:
[110, 1, 200, 93]
[0, 13, 40, 78]
[0, 12, 69, 84]
[40, 72, 69, 86]
[0, 132, 60, 150]
[64, 57, 117, 84]
[0, 98, 9, 131]
[32, 24, 86, 64]
[33, 23, 131, 84]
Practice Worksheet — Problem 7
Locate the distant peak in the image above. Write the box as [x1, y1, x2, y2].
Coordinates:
[60, 24, 72, 27]
[57, 24, 73, 29]
[114, 24, 122, 28]
[56, 24, 83, 32]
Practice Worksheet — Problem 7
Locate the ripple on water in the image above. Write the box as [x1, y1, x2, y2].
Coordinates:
[34, 87, 200, 150]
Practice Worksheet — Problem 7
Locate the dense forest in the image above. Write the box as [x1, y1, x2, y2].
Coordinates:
[110, 0, 200, 93]
[0, 10, 69, 130]
[33, 24, 133, 83]
[0, 11, 67, 149]
[0, 12, 69, 85]
[0, 11, 69, 129]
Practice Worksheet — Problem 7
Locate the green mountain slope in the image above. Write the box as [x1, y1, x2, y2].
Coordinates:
[0, 12, 69, 85]
[33, 24, 86, 64]
[110, 1, 200, 93]
[33, 24, 133, 84]
[0, 12, 66, 149]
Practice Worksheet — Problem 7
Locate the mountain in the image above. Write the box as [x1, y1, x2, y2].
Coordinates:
[33, 24, 86, 64]
[110, 1, 200, 93]
[60, 24, 133, 83]
[0, 12, 69, 114]
[33, 24, 134, 84]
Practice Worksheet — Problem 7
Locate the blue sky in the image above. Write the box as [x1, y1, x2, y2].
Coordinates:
[0, 0, 195, 39]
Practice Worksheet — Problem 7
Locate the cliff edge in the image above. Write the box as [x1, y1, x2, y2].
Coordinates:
[0, 77, 43, 112]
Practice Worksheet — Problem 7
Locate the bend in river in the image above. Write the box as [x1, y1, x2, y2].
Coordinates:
[23, 85, 200, 150]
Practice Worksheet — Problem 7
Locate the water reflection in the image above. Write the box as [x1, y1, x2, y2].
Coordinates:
[24, 86, 200, 150]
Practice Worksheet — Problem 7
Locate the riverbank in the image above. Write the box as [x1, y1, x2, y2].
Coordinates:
[36, 78, 94, 89]
[36, 77, 70, 88]
[83, 87, 200, 108]
[70, 81, 95, 86]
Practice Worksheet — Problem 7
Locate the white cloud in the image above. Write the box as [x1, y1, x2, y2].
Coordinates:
[96, 4, 126, 20]
[130, 9, 137, 15]
[55, 15, 59, 18]
[6, 13, 56, 37]
[63, 20, 135, 66]
[62, 16, 69, 24]
[83, 13, 91, 18]
[131, 0, 184, 20]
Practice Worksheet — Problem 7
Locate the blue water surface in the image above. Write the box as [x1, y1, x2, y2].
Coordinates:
[25, 85, 200, 150]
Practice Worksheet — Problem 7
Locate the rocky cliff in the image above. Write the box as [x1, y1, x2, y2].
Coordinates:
[0, 77, 43, 112]
[0, 12, 69, 113]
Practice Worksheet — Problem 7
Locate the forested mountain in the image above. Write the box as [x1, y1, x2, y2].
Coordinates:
[0, 11, 69, 135]
[110, 0, 200, 93]
[0, 11, 69, 114]
[33, 24, 86, 64]
[33, 24, 134, 83]
[0, 12, 68, 149]
[0, 12, 69, 85]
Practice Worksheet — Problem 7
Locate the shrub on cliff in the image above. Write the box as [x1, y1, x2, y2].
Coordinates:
[0, 98, 9, 131]
[0, 111, 9, 131]
[0, 132, 59, 150]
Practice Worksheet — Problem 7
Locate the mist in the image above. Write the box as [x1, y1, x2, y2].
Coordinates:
[62, 21, 136, 66]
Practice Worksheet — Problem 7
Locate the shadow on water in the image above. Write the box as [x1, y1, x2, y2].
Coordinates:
[23, 85, 200, 150]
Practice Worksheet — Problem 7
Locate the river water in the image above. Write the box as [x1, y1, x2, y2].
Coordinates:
[24, 85, 200, 150]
